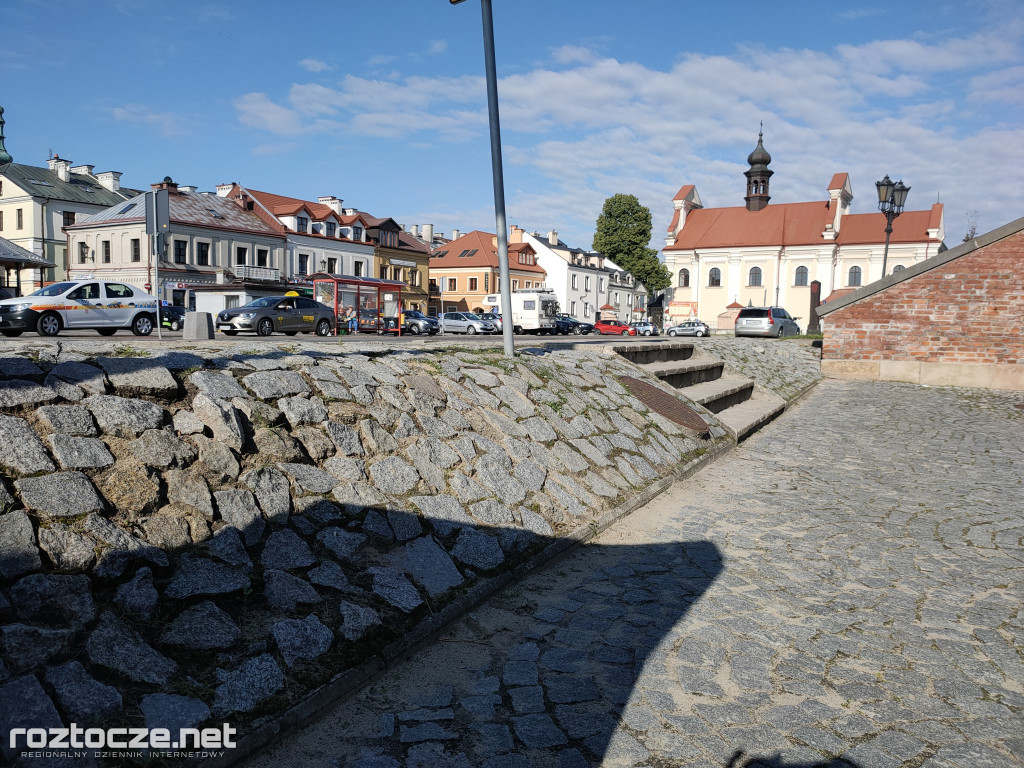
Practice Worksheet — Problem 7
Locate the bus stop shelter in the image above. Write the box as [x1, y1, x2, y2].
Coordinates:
[309, 273, 404, 336]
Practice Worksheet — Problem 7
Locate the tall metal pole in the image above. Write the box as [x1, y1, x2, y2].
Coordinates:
[881, 217, 893, 279]
[479, 0, 514, 357]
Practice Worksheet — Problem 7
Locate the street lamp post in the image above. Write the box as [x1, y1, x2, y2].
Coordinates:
[450, 0, 514, 357]
[875, 174, 910, 279]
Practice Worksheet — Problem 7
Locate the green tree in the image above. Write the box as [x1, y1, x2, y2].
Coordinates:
[592, 193, 671, 292]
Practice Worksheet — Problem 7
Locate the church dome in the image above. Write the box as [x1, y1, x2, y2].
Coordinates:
[747, 131, 771, 168]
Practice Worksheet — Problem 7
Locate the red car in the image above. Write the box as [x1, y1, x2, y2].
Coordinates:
[593, 319, 636, 336]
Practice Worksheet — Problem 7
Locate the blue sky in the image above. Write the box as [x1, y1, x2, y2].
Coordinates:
[2, 0, 1022, 250]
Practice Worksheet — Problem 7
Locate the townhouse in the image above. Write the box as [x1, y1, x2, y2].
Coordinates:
[428, 230, 546, 315]
[216, 185, 431, 312]
[65, 178, 285, 309]
[516, 227, 647, 323]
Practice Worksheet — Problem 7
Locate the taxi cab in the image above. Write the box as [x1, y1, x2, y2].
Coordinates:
[0, 279, 159, 337]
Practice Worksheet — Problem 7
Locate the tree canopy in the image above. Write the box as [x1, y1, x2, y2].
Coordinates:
[592, 193, 671, 292]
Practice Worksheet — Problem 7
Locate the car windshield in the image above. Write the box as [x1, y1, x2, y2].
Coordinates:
[464, 313, 485, 321]
[30, 282, 77, 297]
[242, 297, 280, 308]
[737, 308, 770, 318]
[405, 310, 425, 319]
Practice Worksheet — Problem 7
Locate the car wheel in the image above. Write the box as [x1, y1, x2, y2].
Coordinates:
[315, 319, 332, 336]
[169, 319, 181, 331]
[621, 330, 630, 336]
[467, 325, 477, 335]
[408, 324, 421, 335]
[695, 329, 704, 337]
[97, 329, 117, 337]
[513, 326, 523, 335]
[668, 330, 678, 336]
[131, 314, 154, 336]
[257, 318, 274, 336]
[36, 312, 62, 337]
[222, 330, 238, 336]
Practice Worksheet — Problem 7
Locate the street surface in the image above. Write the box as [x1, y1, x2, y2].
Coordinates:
[240, 379, 1024, 768]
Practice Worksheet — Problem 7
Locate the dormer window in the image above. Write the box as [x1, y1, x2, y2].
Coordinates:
[296, 216, 308, 233]
[326, 222, 336, 238]
[353, 226, 363, 241]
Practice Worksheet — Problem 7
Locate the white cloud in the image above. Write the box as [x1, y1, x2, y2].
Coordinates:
[299, 58, 332, 73]
[232, 26, 1024, 246]
[111, 104, 187, 137]
[428, 39, 448, 55]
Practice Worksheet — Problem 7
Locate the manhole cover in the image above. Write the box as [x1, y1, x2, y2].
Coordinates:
[619, 376, 709, 433]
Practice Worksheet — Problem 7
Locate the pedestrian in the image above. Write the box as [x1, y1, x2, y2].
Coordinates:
[347, 306, 358, 335]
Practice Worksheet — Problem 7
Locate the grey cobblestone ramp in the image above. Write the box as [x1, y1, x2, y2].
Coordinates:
[240, 379, 1024, 768]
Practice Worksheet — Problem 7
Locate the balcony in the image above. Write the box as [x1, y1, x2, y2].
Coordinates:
[233, 265, 281, 282]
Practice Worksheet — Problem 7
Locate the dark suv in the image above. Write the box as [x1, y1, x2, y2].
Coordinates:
[734, 307, 800, 337]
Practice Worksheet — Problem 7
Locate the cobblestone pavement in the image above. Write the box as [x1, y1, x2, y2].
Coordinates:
[242, 380, 1024, 768]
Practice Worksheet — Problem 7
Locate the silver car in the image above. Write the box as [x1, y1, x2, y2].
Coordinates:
[216, 296, 335, 337]
[667, 320, 710, 337]
[440, 311, 496, 334]
[734, 307, 801, 338]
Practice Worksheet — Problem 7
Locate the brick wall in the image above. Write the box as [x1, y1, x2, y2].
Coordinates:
[823, 229, 1024, 365]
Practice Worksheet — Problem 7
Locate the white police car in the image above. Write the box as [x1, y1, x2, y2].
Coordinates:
[0, 278, 160, 337]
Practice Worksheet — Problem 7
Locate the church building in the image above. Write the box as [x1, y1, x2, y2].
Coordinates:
[661, 132, 945, 330]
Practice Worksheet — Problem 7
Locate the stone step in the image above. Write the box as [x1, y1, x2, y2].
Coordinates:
[638, 358, 725, 388]
[715, 394, 786, 442]
[680, 374, 755, 413]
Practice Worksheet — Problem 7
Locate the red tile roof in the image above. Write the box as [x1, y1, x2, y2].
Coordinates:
[666, 201, 943, 250]
[431, 230, 546, 275]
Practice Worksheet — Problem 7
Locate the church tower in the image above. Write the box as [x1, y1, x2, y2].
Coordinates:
[744, 126, 772, 212]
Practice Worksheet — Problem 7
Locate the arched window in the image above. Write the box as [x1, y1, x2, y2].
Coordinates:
[848, 266, 862, 287]
[794, 266, 808, 286]
[708, 267, 721, 287]
[748, 267, 762, 287]
[892, 264, 905, 273]
[678, 268, 690, 288]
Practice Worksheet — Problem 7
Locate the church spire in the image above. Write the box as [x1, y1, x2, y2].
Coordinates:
[744, 122, 772, 212]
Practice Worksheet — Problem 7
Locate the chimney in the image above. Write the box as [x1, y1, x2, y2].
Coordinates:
[235, 192, 254, 210]
[96, 171, 121, 192]
[547, 230, 558, 245]
[70, 164, 95, 177]
[216, 183, 235, 197]
[408, 225, 419, 237]
[509, 225, 524, 244]
[151, 176, 178, 192]
[48, 154, 72, 182]
[421, 224, 433, 242]
[318, 196, 343, 215]
[450, 228, 460, 240]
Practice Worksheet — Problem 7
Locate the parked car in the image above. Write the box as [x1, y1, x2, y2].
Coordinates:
[553, 315, 593, 335]
[734, 306, 801, 338]
[440, 311, 497, 334]
[630, 320, 659, 336]
[216, 296, 335, 337]
[482, 310, 503, 332]
[593, 319, 637, 336]
[401, 309, 439, 335]
[667, 320, 711, 337]
[159, 305, 187, 331]
[0, 279, 159, 337]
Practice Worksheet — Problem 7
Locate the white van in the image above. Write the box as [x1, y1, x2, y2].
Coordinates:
[481, 290, 559, 334]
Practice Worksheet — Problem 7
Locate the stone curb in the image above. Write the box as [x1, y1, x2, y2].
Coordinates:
[198, 437, 738, 768]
